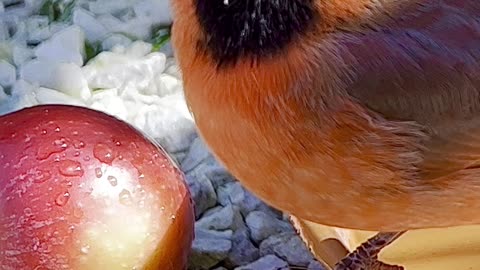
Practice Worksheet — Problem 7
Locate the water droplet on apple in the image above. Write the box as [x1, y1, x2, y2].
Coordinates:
[58, 160, 84, 177]
[55, 191, 70, 206]
[80, 244, 90, 254]
[119, 189, 133, 206]
[53, 138, 68, 150]
[134, 186, 146, 198]
[36, 139, 69, 160]
[93, 143, 115, 164]
[95, 167, 103, 178]
[73, 140, 85, 149]
[32, 169, 51, 183]
[24, 208, 32, 216]
[107, 175, 118, 186]
[73, 207, 84, 219]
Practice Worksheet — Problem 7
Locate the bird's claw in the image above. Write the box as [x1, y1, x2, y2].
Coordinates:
[333, 232, 405, 270]
[334, 255, 404, 270]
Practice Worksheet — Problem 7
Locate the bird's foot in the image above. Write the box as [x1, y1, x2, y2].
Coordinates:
[333, 231, 405, 270]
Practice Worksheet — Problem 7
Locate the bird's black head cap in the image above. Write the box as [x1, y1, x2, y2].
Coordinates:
[194, 0, 318, 67]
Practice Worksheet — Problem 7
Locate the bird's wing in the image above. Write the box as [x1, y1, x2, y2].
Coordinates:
[333, 0, 480, 179]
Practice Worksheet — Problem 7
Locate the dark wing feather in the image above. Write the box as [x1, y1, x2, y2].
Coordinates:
[335, 0, 480, 178]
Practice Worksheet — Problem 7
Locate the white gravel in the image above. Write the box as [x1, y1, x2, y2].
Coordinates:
[0, 0, 323, 269]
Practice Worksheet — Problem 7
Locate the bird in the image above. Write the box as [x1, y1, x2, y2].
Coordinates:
[170, 0, 480, 269]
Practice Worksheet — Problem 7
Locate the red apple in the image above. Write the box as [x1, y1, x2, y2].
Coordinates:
[0, 104, 194, 270]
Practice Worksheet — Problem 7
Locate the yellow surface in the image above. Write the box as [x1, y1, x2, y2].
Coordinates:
[291, 216, 480, 270]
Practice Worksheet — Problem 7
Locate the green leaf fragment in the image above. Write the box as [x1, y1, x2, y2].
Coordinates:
[84, 41, 102, 63]
[150, 25, 172, 52]
[39, 0, 76, 23]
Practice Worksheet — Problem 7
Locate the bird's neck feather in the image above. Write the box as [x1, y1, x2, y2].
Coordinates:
[170, 0, 394, 115]
[179, 0, 393, 66]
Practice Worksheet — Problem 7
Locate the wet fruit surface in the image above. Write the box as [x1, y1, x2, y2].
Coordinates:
[0, 105, 194, 270]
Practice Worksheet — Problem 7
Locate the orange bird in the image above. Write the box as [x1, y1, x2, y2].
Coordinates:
[171, 0, 480, 269]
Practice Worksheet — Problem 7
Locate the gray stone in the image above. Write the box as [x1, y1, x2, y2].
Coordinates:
[308, 260, 328, 270]
[181, 136, 213, 172]
[234, 255, 289, 270]
[226, 228, 260, 267]
[212, 267, 228, 270]
[202, 205, 224, 218]
[217, 182, 282, 218]
[245, 211, 294, 243]
[240, 189, 282, 218]
[217, 182, 244, 206]
[186, 174, 217, 219]
[205, 163, 235, 188]
[188, 228, 233, 270]
[196, 204, 245, 231]
[171, 150, 188, 164]
[260, 232, 314, 267]
[186, 160, 223, 182]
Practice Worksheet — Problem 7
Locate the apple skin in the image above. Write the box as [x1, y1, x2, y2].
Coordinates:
[0, 104, 194, 270]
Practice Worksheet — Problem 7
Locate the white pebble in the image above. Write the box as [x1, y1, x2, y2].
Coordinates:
[0, 42, 13, 63]
[34, 25, 85, 66]
[19, 59, 56, 87]
[35, 87, 86, 107]
[101, 33, 132, 51]
[143, 52, 167, 75]
[133, 94, 195, 152]
[164, 58, 182, 79]
[0, 85, 7, 102]
[81, 51, 135, 90]
[48, 63, 92, 101]
[124, 40, 152, 58]
[0, 80, 38, 115]
[88, 0, 131, 15]
[73, 7, 109, 42]
[97, 15, 151, 40]
[133, 0, 172, 25]
[89, 92, 128, 121]
[154, 73, 181, 97]
[0, 22, 8, 41]
[0, 60, 16, 87]
[25, 16, 50, 44]
[13, 45, 34, 66]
